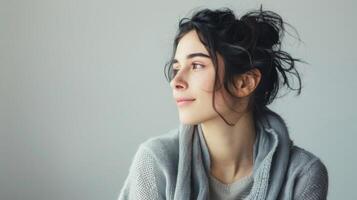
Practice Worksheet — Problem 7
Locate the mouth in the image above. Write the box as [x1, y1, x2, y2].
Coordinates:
[176, 99, 195, 106]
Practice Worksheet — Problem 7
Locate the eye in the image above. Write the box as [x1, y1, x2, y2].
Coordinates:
[171, 63, 204, 77]
[192, 63, 205, 70]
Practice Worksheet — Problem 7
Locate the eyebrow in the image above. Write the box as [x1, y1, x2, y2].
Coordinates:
[172, 52, 211, 64]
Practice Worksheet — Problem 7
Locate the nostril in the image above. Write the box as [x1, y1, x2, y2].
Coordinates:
[175, 83, 186, 89]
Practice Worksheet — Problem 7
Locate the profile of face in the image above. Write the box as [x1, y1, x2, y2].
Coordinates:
[170, 30, 241, 125]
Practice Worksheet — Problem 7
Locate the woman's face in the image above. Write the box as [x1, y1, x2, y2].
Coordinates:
[170, 30, 236, 125]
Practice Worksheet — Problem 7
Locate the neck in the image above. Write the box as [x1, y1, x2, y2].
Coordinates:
[200, 110, 256, 183]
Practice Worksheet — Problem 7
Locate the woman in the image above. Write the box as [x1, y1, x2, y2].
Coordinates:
[118, 6, 329, 200]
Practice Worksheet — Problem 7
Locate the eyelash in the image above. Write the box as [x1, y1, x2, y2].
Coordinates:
[172, 63, 205, 75]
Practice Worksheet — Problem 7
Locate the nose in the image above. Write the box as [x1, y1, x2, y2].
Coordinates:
[170, 70, 188, 90]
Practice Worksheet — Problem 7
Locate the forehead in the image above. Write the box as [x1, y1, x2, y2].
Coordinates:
[174, 30, 209, 58]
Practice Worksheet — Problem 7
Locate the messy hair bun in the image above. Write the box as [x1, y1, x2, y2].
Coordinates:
[164, 6, 304, 126]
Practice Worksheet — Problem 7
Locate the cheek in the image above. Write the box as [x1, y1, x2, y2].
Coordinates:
[193, 70, 228, 108]
[195, 68, 217, 93]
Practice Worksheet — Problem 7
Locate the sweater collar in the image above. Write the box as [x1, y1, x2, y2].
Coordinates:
[175, 107, 293, 200]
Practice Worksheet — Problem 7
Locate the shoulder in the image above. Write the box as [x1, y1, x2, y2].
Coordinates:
[140, 127, 180, 151]
[136, 127, 180, 167]
[118, 128, 180, 199]
[289, 145, 328, 176]
[288, 145, 329, 199]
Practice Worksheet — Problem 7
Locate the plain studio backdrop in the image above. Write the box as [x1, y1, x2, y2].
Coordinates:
[1, 0, 356, 199]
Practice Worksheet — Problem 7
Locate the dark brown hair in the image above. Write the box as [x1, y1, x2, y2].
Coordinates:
[164, 6, 305, 126]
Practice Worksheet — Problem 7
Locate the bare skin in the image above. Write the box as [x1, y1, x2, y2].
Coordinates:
[170, 30, 262, 184]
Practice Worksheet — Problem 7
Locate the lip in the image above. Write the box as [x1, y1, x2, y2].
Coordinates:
[176, 99, 195, 106]
[176, 97, 195, 102]
[175, 97, 196, 106]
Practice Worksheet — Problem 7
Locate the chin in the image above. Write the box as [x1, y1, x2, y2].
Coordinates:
[178, 115, 201, 125]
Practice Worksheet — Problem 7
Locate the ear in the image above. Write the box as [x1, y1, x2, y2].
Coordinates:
[234, 68, 262, 97]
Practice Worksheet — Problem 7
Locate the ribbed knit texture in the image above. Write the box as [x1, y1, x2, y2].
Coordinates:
[118, 107, 329, 200]
[209, 172, 254, 200]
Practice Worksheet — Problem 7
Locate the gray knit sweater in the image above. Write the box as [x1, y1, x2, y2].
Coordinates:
[118, 108, 329, 200]
[209, 172, 254, 199]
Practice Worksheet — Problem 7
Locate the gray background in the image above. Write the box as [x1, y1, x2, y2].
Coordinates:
[1, 0, 356, 199]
